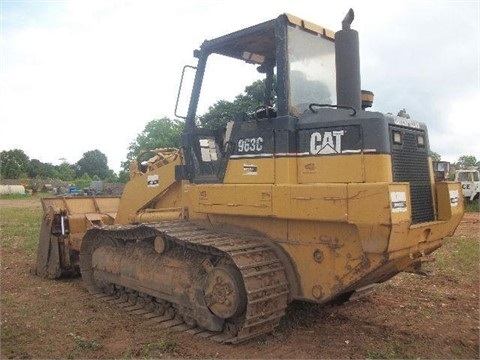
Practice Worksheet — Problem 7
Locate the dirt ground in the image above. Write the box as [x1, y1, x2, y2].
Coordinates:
[1, 199, 479, 359]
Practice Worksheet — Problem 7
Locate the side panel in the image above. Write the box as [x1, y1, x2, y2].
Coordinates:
[187, 179, 463, 303]
[273, 184, 347, 221]
[191, 183, 348, 221]
[223, 158, 274, 184]
[279, 220, 367, 302]
[298, 155, 364, 183]
[298, 154, 393, 183]
[190, 184, 272, 216]
[363, 154, 393, 182]
[435, 182, 464, 225]
[274, 157, 298, 184]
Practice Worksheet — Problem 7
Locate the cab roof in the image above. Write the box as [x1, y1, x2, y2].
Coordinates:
[198, 13, 335, 64]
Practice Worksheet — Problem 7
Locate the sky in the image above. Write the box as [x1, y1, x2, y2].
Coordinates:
[1, 0, 479, 173]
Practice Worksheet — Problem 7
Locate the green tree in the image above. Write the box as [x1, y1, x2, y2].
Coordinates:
[120, 79, 272, 174]
[103, 170, 119, 183]
[55, 161, 76, 181]
[0, 149, 30, 179]
[199, 79, 270, 129]
[455, 155, 479, 169]
[76, 149, 111, 179]
[122, 118, 183, 170]
[198, 100, 240, 130]
[430, 151, 441, 162]
[75, 172, 92, 189]
[455, 155, 480, 169]
[117, 170, 130, 183]
[28, 159, 59, 179]
[28, 159, 46, 178]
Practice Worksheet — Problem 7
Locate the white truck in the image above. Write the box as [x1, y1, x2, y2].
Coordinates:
[455, 169, 480, 201]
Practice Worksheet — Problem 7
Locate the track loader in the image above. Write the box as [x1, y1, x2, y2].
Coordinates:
[35, 10, 463, 343]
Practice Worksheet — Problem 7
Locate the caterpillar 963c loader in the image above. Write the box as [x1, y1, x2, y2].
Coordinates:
[35, 10, 463, 343]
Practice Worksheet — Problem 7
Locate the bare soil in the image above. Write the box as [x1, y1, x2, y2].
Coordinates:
[1, 201, 479, 359]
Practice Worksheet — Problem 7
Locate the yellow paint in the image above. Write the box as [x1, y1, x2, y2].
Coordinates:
[363, 154, 393, 182]
[275, 157, 297, 184]
[298, 154, 394, 183]
[223, 158, 274, 184]
[273, 184, 347, 221]
[298, 155, 364, 183]
[182, 154, 463, 302]
[436, 182, 464, 222]
[191, 184, 272, 216]
[285, 13, 335, 40]
[115, 155, 183, 224]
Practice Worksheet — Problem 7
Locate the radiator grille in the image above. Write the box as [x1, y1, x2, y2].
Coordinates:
[391, 126, 434, 224]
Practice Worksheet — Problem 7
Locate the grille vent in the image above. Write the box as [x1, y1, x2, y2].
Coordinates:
[391, 126, 434, 224]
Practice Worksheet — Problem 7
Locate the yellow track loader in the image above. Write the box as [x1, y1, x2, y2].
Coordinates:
[35, 10, 463, 343]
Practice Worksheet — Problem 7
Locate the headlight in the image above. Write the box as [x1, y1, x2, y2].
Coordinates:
[417, 135, 425, 147]
[393, 131, 402, 145]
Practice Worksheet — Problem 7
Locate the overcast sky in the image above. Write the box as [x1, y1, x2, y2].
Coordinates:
[1, 0, 479, 173]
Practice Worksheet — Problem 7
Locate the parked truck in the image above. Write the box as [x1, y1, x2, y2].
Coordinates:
[455, 169, 480, 201]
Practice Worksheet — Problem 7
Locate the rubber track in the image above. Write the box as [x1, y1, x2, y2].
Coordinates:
[80, 220, 290, 344]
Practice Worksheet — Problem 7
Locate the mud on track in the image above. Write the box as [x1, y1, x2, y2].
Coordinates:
[0, 201, 478, 359]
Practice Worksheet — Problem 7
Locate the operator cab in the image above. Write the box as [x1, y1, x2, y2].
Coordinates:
[189, 14, 338, 120]
[176, 13, 343, 183]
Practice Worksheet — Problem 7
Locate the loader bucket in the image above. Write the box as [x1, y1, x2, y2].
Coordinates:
[34, 196, 120, 278]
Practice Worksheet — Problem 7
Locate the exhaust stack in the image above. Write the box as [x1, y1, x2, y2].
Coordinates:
[335, 9, 361, 110]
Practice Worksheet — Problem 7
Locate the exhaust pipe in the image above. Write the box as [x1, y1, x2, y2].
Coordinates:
[335, 9, 361, 110]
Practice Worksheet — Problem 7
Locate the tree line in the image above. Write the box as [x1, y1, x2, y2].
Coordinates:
[0, 79, 269, 184]
[0, 148, 119, 183]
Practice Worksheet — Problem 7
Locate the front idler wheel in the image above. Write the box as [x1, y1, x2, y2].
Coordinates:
[203, 265, 246, 320]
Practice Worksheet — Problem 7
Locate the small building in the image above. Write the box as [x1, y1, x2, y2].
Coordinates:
[0, 185, 26, 195]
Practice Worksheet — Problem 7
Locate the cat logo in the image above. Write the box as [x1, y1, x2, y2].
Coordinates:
[310, 130, 345, 155]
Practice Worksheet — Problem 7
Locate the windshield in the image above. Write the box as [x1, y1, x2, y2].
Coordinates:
[457, 172, 479, 182]
[287, 25, 336, 115]
[196, 53, 266, 116]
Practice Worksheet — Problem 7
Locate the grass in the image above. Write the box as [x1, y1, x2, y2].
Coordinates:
[0, 193, 50, 200]
[0, 327, 19, 341]
[368, 235, 479, 359]
[0, 193, 29, 200]
[435, 236, 480, 282]
[464, 199, 480, 212]
[121, 339, 177, 358]
[0, 207, 42, 256]
[366, 343, 408, 359]
[67, 333, 102, 358]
